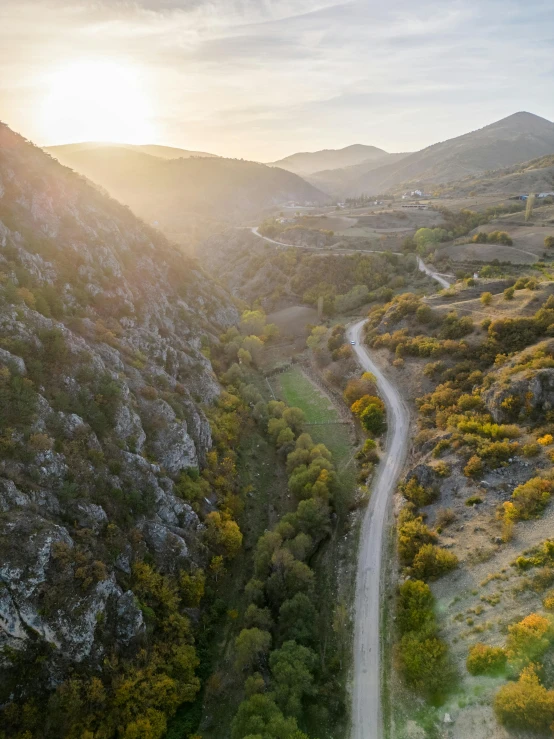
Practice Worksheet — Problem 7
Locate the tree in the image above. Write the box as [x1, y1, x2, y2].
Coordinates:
[343, 372, 377, 405]
[234, 628, 272, 672]
[240, 309, 266, 337]
[269, 641, 317, 718]
[242, 335, 264, 364]
[480, 292, 493, 306]
[231, 694, 309, 739]
[278, 593, 317, 646]
[282, 407, 305, 434]
[204, 511, 243, 558]
[396, 580, 434, 635]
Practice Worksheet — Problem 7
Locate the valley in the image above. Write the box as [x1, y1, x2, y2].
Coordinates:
[5, 100, 554, 739]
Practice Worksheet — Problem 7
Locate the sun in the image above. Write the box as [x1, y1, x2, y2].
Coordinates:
[41, 59, 155, 144]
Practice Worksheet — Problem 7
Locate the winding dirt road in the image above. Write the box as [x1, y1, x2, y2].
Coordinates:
[347, 320, 410, 739]
[349, 264, 451, 739]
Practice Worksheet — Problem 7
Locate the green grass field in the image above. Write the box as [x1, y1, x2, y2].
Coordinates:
[273, 366, 357, 491]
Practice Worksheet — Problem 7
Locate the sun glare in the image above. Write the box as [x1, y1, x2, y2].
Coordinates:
[41, 59, 155, 144]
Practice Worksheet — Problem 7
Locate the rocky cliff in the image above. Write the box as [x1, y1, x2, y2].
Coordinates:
[0, 122, 238, 733]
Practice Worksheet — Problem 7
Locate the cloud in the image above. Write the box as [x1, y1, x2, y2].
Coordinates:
[1, 0, 554, 159]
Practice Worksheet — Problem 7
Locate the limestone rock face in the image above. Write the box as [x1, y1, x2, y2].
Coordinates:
[0, 122, 238, 699]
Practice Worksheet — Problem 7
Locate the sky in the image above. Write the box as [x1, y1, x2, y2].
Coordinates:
[1, 0, 554, 161]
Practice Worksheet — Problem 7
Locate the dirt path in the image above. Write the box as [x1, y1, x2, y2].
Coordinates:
[347, 320, 410, 739]
[349, 263, 450, 739]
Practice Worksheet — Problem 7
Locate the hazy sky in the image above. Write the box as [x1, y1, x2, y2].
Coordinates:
[1, 0, 554, 161]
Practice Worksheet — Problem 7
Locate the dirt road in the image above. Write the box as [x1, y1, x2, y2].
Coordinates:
[347, 321, 410, 739]
[349, 263, 451, 739]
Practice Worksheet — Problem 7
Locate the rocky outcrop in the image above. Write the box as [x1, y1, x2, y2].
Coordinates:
[0, 122, 237, 701]
[483, 367, 554, 423]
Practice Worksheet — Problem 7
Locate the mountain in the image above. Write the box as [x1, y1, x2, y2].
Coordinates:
[325, 112, 554, 197]
[46, 144, 328, 246]
[0, 121, 238, 733]
[306, 152, 410, 196]
[48, 141, 218, 160]
[268, 144, 390, 175]
[438, 153, 554, 197]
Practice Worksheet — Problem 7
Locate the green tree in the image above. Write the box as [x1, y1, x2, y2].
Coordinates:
[231, 694, 309, 739]
[269, 641, 317, 717]
[234, 628, 272, 672]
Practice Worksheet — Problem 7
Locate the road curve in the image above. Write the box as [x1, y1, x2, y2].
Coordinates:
[347, 320, 410, 739]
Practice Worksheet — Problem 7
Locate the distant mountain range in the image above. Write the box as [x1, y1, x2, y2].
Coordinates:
[301, 112, 554, 197]
[46, 144, 327, 246]
[268, 144, 393, 175]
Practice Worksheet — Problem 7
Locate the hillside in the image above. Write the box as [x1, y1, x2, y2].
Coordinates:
[328, 112, 554, 197]
[47, 141, 218, 160]
[440, 154, 554, 197]
[0, 121, 240, 735]
[46, 144, 328, 246]
[306, 152, 410, 196]
[268, 144, 390, 175]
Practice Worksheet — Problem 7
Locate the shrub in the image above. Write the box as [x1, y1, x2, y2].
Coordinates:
[399, 478, 436, 507]
[436, 508, 455, 528]
[503, 286, 515, 300]
[397, 633, 450, 697]
[545, 236, 554, 249]
[397, 580, 434, 635]
[398, 515, 437, 566]
[523, 443, 540, 457]
[141, 385, 158, 400]
[506, 613, 554, 668]
[465, 495, 483, 506]
[411, 544, 458, 580]
[494, 665, 554, 732]
[512, 477, 553, 519]
[466, 643, 506, 675]
[543, 591, 554, 611]
[480, 292, 493, 306]
[538, 434, 553, 446]
[464, 455, 483, 478]
[432, 461, 451, 477]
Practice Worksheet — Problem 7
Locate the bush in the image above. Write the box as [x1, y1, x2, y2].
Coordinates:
[466, 643, 506, 675]
[464, 455, 483, 478]
[411, 544, 458, 580]
[503, 286, 515, 300]
[506, 613, 554, 668]
[545, 236, 554, 249]
[398, 514, 437, 566]
[512, 477, 553, 519]
[399, 478, 436, 507]
[480, 292, 493, 306]
[494, 665, 554, 732]
[397, 633, 450, 697]
[397, 580, 435, 635]
[465, 495, 483, 506]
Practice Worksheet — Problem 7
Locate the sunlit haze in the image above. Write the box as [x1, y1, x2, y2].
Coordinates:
[41, 59, 155, 144]
[2, 0, 554, 159]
